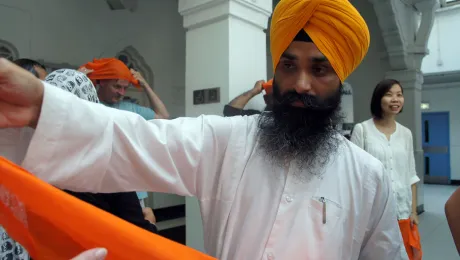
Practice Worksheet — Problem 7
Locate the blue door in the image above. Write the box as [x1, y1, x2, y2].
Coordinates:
[422, 112, 451, 184]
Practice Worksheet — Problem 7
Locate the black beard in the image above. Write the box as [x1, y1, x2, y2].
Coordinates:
[257, 81, 343, 171]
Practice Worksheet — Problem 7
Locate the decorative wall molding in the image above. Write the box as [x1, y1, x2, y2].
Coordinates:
[370, 0, 437, 71]
[105, 0, 138, 12]
[116, 45, 154, 86]
[0, 39, 19, 61]
[36, 60, 78, 73]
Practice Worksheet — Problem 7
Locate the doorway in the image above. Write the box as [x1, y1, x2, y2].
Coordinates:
[422, 112, 451, 184]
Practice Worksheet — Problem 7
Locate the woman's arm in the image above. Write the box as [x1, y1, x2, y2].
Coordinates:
[407, 130, 420, 224]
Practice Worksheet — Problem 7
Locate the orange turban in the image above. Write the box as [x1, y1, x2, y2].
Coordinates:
[80, 58, 140, 87]
[270, 0, 370, 82]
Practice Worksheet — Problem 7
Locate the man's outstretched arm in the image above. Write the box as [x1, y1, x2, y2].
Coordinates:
[21, 81, 249, 199]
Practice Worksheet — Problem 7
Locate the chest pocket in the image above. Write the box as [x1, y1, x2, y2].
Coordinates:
[308, 196, 343, 236]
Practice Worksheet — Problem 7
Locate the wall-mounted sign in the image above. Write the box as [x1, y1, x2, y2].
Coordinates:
[341, 82, 354, 124]
[340, 88, 352, 95]
[421, 102, 430, 110]
[193, 87, 221, 105]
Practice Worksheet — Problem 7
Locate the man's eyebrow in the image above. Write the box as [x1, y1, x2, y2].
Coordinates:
[311, 56, 328, 63]
[280, 52, 298, 60]
[280, 52, 329, 63]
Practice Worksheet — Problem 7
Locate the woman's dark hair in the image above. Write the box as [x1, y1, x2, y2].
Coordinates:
[370, 78, 403, 119]
[13, 58, 46, 78]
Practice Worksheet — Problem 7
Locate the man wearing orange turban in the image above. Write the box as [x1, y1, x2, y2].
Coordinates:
[80, 58, 170, 205]
[0, 0, 407, 259]
[80, 58, 170, 120]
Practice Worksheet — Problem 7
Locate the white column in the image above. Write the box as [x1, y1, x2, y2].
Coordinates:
[178, 0, 272, 252]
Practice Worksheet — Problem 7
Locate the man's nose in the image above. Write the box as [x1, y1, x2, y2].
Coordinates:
[294, 73, 312, 94]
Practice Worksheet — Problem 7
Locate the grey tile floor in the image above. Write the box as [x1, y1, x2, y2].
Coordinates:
[419, 184, 459, 260]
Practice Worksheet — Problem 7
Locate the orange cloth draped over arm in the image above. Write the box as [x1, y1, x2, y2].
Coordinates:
[0, 157, 215, 260]
[270, 0, 370, 82]
[80, 58, 140, 88]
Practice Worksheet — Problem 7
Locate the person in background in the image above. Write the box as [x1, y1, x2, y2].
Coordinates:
[13, 58, 48, 80]
[0, 0, 407, 258]
[351, 79, 422, 260]
[223, 79, 274, 116]
[43, 68, 158, 234]
[80, 58, 170, 206]
[79, 58, 169, 120]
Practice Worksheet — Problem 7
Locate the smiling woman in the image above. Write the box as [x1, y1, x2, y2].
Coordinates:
[351, 79, 422, 260]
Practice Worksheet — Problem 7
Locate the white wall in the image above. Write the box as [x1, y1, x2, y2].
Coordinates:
[0, 0, 186, 209]
[422, 5, 460, 73]
[422, 85, 460, 180]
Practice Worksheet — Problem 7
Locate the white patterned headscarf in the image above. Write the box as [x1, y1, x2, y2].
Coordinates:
[44, 69, 99, 103]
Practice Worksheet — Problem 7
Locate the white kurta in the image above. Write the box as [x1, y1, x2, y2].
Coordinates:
[20, 83, 407, 260]
[350, 119, 420, 220]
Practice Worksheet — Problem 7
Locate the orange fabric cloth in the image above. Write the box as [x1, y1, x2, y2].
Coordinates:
[270, 0, 370, 82]
[262, 79, 273, 95]
[80, 58, 140, 88]
[398, 219, 422, 260]
[0, 157, 216, 260]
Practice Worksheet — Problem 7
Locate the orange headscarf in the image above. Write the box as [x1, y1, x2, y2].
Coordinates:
[270, 0, 370, 82]
[80, 58, 140, 88]
[262, 79, 273, 95]
[0, 157, 215, 260]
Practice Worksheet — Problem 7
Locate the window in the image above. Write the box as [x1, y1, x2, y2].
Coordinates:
[0, 40, 19, 61]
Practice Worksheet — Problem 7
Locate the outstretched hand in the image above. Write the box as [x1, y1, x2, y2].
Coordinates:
[70, 248, 107, 260]
[0, 58, 44, 129]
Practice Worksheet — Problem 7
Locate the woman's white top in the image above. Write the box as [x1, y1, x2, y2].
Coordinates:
[351, 119, 420, 220]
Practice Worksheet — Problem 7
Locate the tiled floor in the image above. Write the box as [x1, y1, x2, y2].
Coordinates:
[419, 184, 458, 259]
